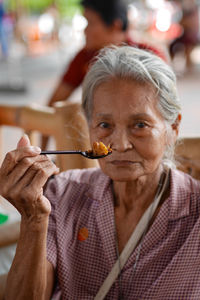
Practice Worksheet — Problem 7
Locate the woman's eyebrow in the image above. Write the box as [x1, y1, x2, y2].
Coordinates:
[95, 113, 154, 120]
[129, 113, 153, 120]
[95, 113, 112, 118]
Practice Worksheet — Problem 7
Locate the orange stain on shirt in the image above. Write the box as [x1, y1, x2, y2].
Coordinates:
[78, 227, 89, 241]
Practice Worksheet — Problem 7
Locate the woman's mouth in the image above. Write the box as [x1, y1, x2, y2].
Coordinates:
[110, 160, 135, 166]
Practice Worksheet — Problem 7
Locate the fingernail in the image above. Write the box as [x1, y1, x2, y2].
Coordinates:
[23, 133, 29, 139]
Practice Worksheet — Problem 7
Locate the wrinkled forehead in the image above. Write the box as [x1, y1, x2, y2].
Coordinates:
[91, 78, 161, 120]
[92, 77, 158, 104]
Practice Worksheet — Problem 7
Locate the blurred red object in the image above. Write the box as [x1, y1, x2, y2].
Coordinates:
[149, 20, 182, 41]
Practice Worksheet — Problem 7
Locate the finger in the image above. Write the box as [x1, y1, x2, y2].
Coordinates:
[0, 146, 41, 176]
[4, 155, 48, 187]
[4, 159, 58, 211]
[17, 134, 31, 149]
[25, 160, 59, 195]
[13, 161, 58, 204]
[28, 159, 59, 190]
[16, 157, 58, 190]
[5, 166, 38, 209]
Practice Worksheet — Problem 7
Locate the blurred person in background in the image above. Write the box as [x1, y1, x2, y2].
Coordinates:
[169, 0, 200, 71]
[41, 0, 166, 149]
[0, 0, 8, 59]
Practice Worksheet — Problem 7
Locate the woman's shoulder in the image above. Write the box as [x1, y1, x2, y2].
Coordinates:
[45, 168, 111, 218]
[58, 167, 106, 185]
[170, 168, 200, 194]
[169, 169, 200, 217]
[45, 167, 109, 199]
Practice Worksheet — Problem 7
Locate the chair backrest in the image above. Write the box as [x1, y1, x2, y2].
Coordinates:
[175, 137, 200, 180]
[0, 102, 98, 172]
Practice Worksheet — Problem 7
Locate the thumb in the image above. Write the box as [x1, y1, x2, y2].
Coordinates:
[17, 134, 31, 149]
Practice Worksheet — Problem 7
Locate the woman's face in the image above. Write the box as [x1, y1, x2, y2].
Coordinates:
[83, 8, 118, 50]
[89, 78, 177, 182]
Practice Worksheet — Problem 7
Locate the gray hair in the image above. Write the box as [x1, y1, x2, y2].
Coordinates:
[82, 45, 181, 162]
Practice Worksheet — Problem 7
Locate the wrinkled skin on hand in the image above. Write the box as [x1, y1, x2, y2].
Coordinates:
[0, 135, 59, 222]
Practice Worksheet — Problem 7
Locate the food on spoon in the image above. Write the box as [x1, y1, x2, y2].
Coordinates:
[93, 142, 109, 156]
[87, 142, 112, 157]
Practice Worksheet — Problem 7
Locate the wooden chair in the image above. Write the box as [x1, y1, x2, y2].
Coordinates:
[0, 101, 98, 172]
[175, 137, 200, 180]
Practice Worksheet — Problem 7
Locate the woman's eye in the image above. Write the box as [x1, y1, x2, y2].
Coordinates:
[135, 122, 147, 129]
[99, 122, 110, 129]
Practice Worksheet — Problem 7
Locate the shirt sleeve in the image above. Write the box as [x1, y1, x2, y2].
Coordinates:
[61, 48, 94, 88]
[44, 171, 74, 269]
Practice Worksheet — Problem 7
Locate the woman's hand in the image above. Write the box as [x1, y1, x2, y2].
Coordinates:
[0, 135, 59, 222]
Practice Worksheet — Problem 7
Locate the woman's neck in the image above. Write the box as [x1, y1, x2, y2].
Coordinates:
[112, 166, 164, 215]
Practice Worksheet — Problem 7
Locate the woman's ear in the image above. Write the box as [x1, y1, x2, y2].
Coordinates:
[171, 114, 182, 141]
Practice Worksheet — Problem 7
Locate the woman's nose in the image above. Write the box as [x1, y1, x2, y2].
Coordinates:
[111, 129, 133, 152]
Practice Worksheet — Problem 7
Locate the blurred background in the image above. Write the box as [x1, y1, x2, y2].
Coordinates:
[0, 0, 200, 156]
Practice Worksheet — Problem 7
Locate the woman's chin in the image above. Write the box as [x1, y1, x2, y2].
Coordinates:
[103, 168, 142, 182]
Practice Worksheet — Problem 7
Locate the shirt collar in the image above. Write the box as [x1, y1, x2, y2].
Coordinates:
[168, 169, 193, 220]
[86, 168, 195, 221]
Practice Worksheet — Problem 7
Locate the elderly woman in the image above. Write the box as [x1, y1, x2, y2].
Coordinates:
[1, 46, 200, 300]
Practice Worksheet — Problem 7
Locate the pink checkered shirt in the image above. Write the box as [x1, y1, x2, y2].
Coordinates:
[45, 168, 200, 299]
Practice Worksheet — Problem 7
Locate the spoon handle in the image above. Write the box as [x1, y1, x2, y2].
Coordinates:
[40, 150, 81, 155]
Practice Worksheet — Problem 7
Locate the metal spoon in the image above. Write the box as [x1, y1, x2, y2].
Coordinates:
[40, 150, 112, 159]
